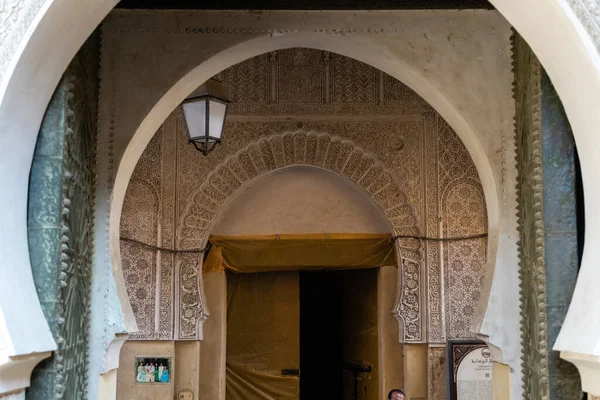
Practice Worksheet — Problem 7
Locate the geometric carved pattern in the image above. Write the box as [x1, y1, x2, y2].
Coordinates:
[423, 108, 444, 343]
[330, 52, 379, 103]
[178, 130, 418, 249]
[438, 119, 487, 341]
[55, 65, 96, 400]
[443, 182, 487, 340]
[121, 180, 159, 339]
[121, 131, 162, 340]
[28, 35, 98, 399]
[177, 130, 423, 339]
[276, 49, 325, 103]
[221, 54, 270, 104]
[513, 34, 550, 400]
[160, 122, 177, 339]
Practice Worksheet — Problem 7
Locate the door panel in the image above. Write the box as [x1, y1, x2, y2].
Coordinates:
[226, 271, 300, 400]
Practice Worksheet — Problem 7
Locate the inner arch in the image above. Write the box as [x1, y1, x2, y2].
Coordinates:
[113, 33, 499, 266]
[212, 166, 392, 236]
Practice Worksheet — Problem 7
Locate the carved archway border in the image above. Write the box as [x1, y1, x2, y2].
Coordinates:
[175, 130, 424, 341]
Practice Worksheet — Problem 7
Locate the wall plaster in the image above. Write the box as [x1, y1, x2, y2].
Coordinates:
[102, 9, 515, 395]
[6, 0, 600, 398]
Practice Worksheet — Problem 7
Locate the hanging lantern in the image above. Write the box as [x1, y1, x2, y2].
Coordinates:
[181, 79, 230, 156]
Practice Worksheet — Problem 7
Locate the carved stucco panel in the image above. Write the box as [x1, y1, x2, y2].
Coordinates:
[121, 181, 158, 340]
[0, 0, 45, 83]
[443, 182, 487, 340]
[438, 119, 487, 341]
[159, 116, 177, 339]
[424, 110, 445, 344]
[121, 131, 162, 339]
[120, 49, 488, 343]
[176, 130, 423, 340]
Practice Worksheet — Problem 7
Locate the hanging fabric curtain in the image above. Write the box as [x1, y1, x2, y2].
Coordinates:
[226, 271, 300, 400]
[204, 233, 396, 273]
[213, 233, 391, 400]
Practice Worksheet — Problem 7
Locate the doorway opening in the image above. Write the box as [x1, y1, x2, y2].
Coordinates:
[226, 268, 379, 400]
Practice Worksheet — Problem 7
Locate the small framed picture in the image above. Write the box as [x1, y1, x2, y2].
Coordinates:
[134, 357, 171, 384]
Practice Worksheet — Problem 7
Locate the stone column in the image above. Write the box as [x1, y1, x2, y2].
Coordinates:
[404, 344, 428, 400]
[379, 266, 405, 395]
[198, 270, 227, 400]
[492, 363, 511, 399]
[175, 341, 200, 397]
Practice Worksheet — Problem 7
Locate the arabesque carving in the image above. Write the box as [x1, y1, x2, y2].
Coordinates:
[120, 49, 487, 344]
[178, 131, 418, 248]
[177, 130, 423, 339]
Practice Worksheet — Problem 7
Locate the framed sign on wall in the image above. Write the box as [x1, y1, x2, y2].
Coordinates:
[446, 340, 493, 400]
[135, 356, 172, 384]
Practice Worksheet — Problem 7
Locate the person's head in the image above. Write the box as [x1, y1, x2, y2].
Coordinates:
[388, 389, 405, 400]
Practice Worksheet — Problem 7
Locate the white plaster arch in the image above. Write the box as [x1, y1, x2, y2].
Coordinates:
[111, 29, 500, 328]
[0, 0, 119, 395]
[2, 1, 600, 397]
[103, 17, 516, 388]
[487, 0, 600, 394]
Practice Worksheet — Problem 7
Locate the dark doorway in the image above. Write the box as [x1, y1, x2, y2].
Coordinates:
[226, 268, 379, 400]
[300, 271, 344, 399]
[300, 269, 379, 400]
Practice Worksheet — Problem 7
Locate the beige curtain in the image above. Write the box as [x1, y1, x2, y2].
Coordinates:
[213, 233, 391, 400]
[226, 271, 300, 400]
[205, 233, 395, 273]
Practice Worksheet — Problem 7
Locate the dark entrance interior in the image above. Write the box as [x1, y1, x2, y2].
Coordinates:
[299, 271, 344, 398]
[300, 269, 379, 400]
[226, 268, 379, 400]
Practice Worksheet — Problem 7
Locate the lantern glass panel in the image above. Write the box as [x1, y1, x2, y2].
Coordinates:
[208, 99, 227, 140]
[182, 98, 207, 142]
